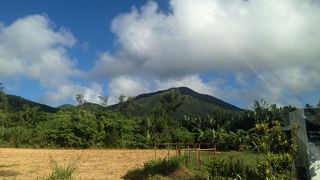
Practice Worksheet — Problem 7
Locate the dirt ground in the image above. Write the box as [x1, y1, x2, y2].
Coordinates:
[0, 148, 170, 180]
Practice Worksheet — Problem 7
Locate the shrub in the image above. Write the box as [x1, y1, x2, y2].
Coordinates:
[206, 157, 260, 179]
[257, 153, 293, 179]
[144, 157, 181, 176]
[47, 159, 79, 180]
[206, 158, 226, 177]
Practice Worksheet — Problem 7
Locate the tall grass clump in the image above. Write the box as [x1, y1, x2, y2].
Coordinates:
[47, 158, 79, 180]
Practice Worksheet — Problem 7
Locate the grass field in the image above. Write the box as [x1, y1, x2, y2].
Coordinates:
[0, 148, 169, 180]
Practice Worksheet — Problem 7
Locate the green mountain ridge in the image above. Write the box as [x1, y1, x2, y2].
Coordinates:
[110, 87, 244, 118]
[4, 87, 244, 117]
[5, 94, 57, 112]
[135, 87, 242, 110]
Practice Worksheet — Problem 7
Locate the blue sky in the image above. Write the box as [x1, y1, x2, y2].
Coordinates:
[0, 0, 319, 108]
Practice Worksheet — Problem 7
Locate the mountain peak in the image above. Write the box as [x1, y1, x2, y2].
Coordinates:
[134, 86, 243, 114]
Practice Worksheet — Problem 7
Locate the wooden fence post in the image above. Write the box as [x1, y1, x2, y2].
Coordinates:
[167, 144, 170, 160]
[154, 143, 157, 160]
[195, 145, 198, 167]
[198, 144, 201, 166]
[188, 145, 191, 163]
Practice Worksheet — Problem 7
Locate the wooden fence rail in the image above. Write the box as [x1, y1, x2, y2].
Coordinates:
[153, 143, 217, 166]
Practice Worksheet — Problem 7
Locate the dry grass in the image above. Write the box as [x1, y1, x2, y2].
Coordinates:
[0, 148, 170, 180]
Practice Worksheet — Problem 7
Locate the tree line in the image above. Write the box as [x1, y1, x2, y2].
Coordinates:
[0, 82, 318, 149]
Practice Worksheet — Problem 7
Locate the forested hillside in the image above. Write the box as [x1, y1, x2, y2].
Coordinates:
[0, 83, 300, 149]
[110, 87, 243, 120]
[5, 94, 58, 113]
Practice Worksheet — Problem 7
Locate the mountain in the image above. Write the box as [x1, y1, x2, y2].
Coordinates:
[58, 103, 108, 112]
[5, 94, 57, 112]
[3, 87, 243, 117]
[57, 104, 75, 110]
[77, 102, 107, 112]
[111, 87, 244, 118]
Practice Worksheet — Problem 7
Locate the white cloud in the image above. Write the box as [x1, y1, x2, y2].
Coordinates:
[44, 82, 103, 105]
[155, 75, 216, 96]
[0, 15, 102, 105]
[0, 15, 78, 79]
[92, 0, 320, 106]
[107, 75, 228, 105]
[108, 76, 151, 104]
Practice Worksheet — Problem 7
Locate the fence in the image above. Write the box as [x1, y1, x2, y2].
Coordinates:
[154, 143, 216, 167]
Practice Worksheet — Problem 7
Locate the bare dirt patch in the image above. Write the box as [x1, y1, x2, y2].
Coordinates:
[0, 148, 169, 180]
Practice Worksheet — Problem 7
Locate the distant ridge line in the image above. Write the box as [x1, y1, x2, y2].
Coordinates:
[135, 87, 242, 111]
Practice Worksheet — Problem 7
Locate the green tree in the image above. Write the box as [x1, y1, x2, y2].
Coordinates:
[21, 105, 41, 125]
[0, 82, 7, 142]
[0, 82, 8, 111]
[119, 96, 135, 117]
[75, 94, 85, 105]
[253, 121, 297, 179]
[71, 110, 98, 148]
[118, 94, 125, 104]
[252, 99, 271, 123]
[159, 89, 183, 116]
[171, 127, 193, 144]
[98, 95, 108, 107]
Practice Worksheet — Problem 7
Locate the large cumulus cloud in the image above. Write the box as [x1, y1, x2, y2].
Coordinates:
[92, 0, 320, 107]
[0, 15, 102, 105]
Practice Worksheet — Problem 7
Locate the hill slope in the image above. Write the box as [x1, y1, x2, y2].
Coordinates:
[5, 94, 57, 112]
[111, 87, 243, 118]
[3, 87, 243, 117]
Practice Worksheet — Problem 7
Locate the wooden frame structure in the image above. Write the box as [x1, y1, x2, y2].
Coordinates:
[153, 143, 216, 166]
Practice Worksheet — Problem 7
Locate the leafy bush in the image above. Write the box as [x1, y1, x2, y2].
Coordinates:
[206, 157, 260, 179]
[144, 157, 181, 176]
[206, 158, 226, 177]
[257, 153, 293, 179]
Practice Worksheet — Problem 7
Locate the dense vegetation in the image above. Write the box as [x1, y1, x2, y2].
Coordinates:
[2, 82, 320, 179]
[0, 82, 300, 149]
[126, 121, 298, 179]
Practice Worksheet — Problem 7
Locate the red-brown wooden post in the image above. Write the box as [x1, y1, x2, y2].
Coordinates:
[199, 144, 202, 166]
[167, 144, 170, 160]
[154, 143, 157, 160]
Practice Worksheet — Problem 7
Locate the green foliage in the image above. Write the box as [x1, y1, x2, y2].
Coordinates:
[47, 158, 79, 180]
[2, 126, 33, 147]
[98, 95, 108, 107]
[206, 152, 293, 179]
[254, 121, 296, 154]
[206, 158, 227, 177]
[252, 121, 297, 179]
[208, 158, 256, 179]
[252, 99, 271, 123]
[119, 96, 135, 117]
[257, 153, 293, 179]
[75, 94, 85, 105]
[171, 127, 194, 144]
[4, 94, 57, 113]
[159, 89, 183, 115]
[111, 87, 244, 122]
[124, 157, 206, 180]
[0, 85, 299, 156]
[0, 82, 8, 111]
[144, 157, 181, 176]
